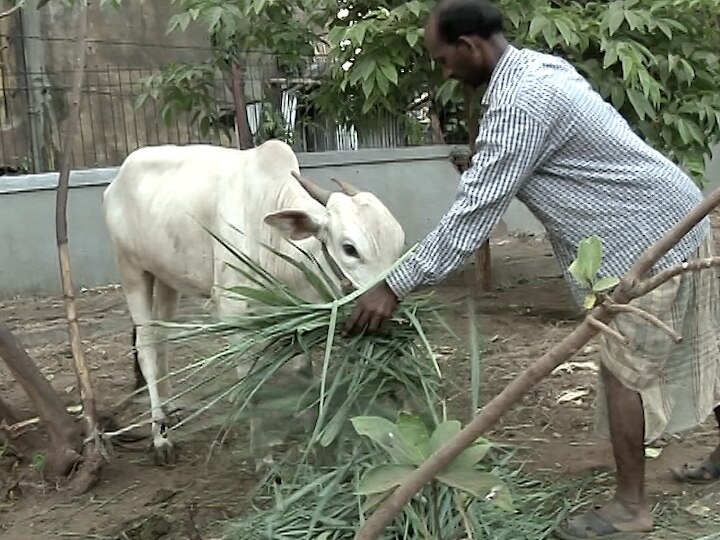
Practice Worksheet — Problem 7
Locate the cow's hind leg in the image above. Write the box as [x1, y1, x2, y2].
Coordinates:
[153, 280, 183, 420]
[120, 263, 176, 465]
[131, 326, 146, 390]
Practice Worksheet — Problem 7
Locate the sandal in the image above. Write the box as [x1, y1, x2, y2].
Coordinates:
[553, 508, 650, 539]
[670, 456, 720, 484]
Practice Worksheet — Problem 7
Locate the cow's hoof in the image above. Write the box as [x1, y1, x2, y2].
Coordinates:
[253, 455, 276, 479]
[152, 439, 177, 466]
[162, 406, 186, 428]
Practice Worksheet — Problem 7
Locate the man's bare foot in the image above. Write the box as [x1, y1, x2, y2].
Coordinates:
[554, 498, 653, 539]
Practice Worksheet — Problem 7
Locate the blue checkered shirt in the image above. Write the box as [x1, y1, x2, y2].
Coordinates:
[386, 45, 709, 308]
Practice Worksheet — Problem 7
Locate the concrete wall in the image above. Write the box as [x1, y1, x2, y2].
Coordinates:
[3, 142, 718, 299]
[0, 145, 543, 298]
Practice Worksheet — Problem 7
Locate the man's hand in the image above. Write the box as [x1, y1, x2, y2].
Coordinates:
[344, 280, 399, 336]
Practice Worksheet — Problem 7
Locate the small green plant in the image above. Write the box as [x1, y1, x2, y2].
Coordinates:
[352, 413, 512, 515]
[30, 451, 46, 482]
[568, 235, 621, 309]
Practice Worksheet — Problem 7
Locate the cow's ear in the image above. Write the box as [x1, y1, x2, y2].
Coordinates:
[263, 209, 328, 240]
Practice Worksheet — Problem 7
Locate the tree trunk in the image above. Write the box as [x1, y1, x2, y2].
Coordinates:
[231, 62, 253, 149]
[0, 323, 81, 474]
[464, 85, 491, 292]
[428, 103, 445, 144]
[54, 0, 104, 494]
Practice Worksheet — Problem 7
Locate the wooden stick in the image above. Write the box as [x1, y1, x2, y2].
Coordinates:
[604, 301, 682, 343]
[633, 256, 720, 297]
[586, 314, 628, 345]
[53, 0, 104, 494]
[355, 186, 720, 539]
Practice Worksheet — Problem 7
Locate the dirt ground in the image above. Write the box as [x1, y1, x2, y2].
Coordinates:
[1, 237, 719, 539]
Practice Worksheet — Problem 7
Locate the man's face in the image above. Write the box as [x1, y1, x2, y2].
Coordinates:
[424, 16, 491, 87]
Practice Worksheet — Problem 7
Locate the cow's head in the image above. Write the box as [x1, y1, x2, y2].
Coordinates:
[263, 172, 405, 290]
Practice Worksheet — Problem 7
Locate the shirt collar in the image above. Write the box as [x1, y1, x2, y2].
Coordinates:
[481, 44, 522, 105]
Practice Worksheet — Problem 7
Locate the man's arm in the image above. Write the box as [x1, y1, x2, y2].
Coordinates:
[386, 104, 548, 299]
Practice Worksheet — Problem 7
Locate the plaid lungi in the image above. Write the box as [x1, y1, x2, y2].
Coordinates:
[593, 232, 720, 444]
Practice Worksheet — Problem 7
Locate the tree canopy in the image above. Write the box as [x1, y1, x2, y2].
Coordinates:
[124, 0, 720, 184]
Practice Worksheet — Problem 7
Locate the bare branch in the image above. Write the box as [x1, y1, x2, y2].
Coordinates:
[631, 256, 720, 297]
[356, 186, 720, 539]
[585, 314, 629, 345]
[604, 300, 682, 343]
[0, 2, 22, 20]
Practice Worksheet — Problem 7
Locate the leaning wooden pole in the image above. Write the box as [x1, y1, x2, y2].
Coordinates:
[356, 187, 720, 539]
[54, 0, 104, 494]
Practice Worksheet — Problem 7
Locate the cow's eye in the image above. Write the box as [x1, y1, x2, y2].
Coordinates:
[342, 243, 360, 258]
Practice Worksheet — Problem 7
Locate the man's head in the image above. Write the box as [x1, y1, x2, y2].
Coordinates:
[425, 0, 505, 87]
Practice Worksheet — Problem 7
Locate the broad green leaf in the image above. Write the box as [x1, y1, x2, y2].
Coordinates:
[356, 464, 416, 495]
[207, 6, 224, 31]
[569, 235, 603, 286]
[350, 416, 415, 465]
[362, 75, 375, 99]
[610, 85, 625, 109]
[429, 420, 461, 454]
[584, 293, 597, 310]
[656, 20, 673, 39]
[627, 88, 655, 121]
[603, 44, 619, 68]
[375, 70, 389, 95]
[406, 0, 422, 17]
[683, 118, 705, 144]
[506, 8, 521, 28]
[406, 30, 419, 48]
[355, 24, 368, 46]
[620, 55, 636, 81]
[542, 23, 558, 48]
[450, 440, 492, 471]
[678, 118, 692, 144]
[361, 490, 390, 513]
[380, 63, 398, 85]
[436, 469, 514, 511]
[568, 260, 589, 287]
[679, 59, 696, 83]
[607, 5, 625, 35]
[396, 413, 431, 464]
[528, 14, 548, 39]
[593, 276, 621, 292]
[358, 58, 376, 81]
[623, 10, 644, 31]
[554, 19, 576, 46]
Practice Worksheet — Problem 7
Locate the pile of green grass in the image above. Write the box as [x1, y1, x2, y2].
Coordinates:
[154, 231, 452, 458]
[146, 231, 591, 539]
[221, 445, 599, 540]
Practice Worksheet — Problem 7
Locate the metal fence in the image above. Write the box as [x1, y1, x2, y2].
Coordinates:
[0, 47, 414, 175]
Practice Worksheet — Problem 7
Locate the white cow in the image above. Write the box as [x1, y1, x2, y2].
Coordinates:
[102, 139, 406, 466]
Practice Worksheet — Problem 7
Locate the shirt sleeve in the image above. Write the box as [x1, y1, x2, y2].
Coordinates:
[386, 105, 548, 299]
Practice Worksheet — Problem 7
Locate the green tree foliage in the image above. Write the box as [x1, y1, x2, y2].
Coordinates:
[133, 0, 718, 182]
[316, 0, 719, 183]
[137, 0, 328, 141]
[498, 0, 720, 184]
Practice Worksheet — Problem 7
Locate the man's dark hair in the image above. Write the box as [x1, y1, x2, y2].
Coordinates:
[431, 0, 504, 43]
